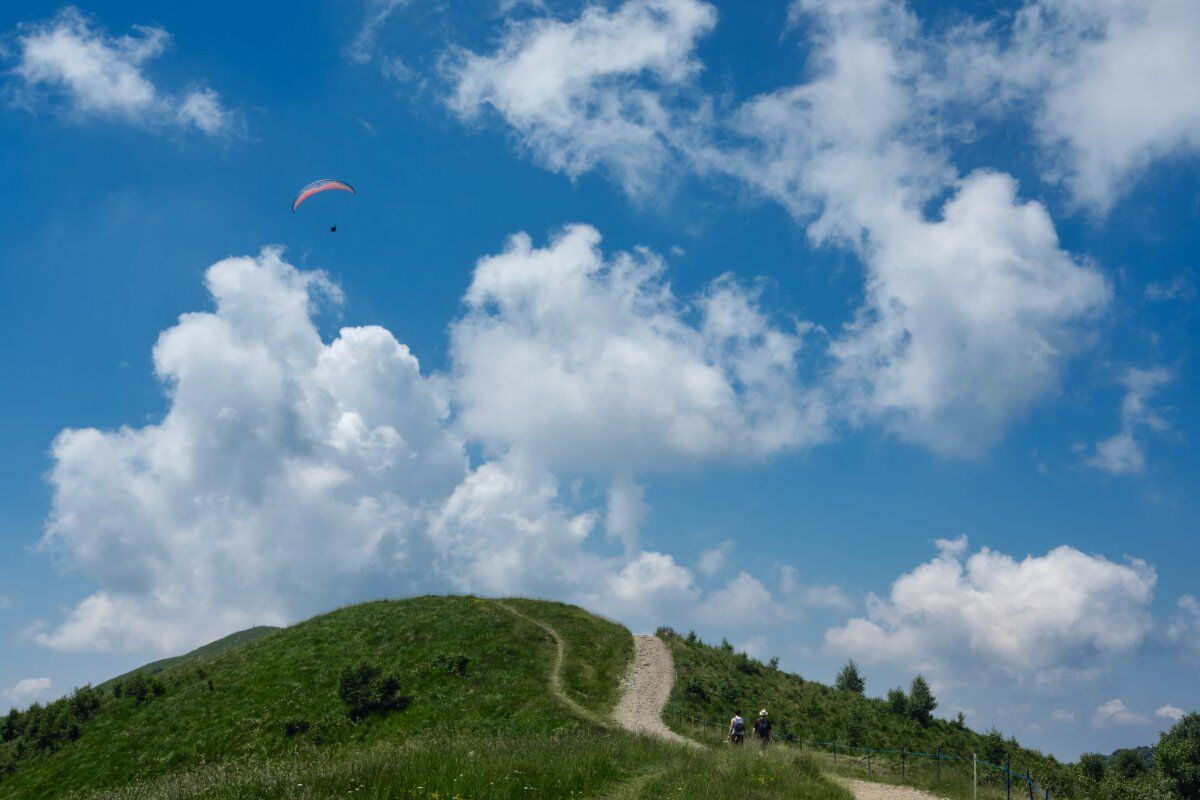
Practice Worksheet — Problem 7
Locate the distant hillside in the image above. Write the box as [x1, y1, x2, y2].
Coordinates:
[660, 628, 1079, 796]
[97, 626, 280, 691]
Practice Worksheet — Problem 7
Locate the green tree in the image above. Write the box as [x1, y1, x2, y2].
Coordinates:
[906, 675, 937, 726]
[886, 687, 907, 716]
[835, 660, 865, 694]
[1078, 752, 1106, 783]
[1157, 712, 1200, 799]
[1113, 749, 1148, 780]
[982, 726, 1007, 765]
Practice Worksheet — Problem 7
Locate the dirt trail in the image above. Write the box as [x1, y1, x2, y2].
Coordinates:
[838, 778, 943, 800]
[493, 601, 609, 726]
[612, 634, 695, 745]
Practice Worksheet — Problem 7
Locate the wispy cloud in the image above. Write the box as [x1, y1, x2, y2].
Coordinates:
[9, 7, 238, 136]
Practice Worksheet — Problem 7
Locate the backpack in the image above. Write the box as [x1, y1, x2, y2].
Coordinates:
[755, 717, 771, 735]
[732, 717, 745, 734]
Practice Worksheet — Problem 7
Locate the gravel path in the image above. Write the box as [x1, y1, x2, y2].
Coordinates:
[838, 778, 943, 800]
[612, 634, 695, 745]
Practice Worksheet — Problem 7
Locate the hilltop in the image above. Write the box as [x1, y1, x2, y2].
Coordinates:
[0, 597, 847, 800]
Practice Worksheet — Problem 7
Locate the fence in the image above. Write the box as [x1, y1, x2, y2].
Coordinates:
[669, 709, 1053, 800]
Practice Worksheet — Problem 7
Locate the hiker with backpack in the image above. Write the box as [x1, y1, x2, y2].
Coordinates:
[729, 709, 746, 745]
[753, 709, 772, 749]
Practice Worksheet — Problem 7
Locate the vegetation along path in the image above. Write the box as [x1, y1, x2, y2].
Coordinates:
[493, 600, 610, 727]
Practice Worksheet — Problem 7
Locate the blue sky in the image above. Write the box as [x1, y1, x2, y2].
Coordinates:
[0, 0, 1197, 760]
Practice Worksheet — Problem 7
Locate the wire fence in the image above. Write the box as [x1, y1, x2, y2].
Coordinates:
[669, 709, 1054, 800]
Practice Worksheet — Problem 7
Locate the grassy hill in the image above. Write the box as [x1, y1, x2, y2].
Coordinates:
[0, 597, 849, 800]
[660, 628, 1080, 798]
[96, 626, 280, 692]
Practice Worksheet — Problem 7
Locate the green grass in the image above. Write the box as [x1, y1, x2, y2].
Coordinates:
[97, 627, 280, 692]
[662, 631, 1077, 797]
[76, 736, 854, 800]
[1, 596, 633, 798]
[634, 746, 852, 800]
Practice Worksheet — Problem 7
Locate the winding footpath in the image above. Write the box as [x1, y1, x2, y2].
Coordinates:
[496, 601, 939, 799]
[612, 635, 693, 745]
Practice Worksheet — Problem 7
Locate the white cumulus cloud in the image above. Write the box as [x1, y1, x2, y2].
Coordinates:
[1052, 708, 1076, 723]
[450, 223, 828, 473]
[1093, 698, 1147, 727]
[1, 677, 54, 710]
[11, 7, 237, 136]
[824, 537, 1156, 686]
[448, 0, 717, 199]
[1156, 704, 1185, 723]
[39, 248, 467, 652]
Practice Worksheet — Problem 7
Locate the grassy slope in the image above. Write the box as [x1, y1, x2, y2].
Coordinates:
[97, 627, 280, 692]
[662, 631, 1076, 798]
[4, 596, 856, 800]
[4, 596, 631, 798]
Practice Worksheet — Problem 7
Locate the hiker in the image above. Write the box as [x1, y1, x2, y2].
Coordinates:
[729, 709, 746, 745]
[754, 709, 772, 749]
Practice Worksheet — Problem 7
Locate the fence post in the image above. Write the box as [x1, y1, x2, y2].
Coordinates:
[1005, 757, 1012, 800]
[973, 753, 977, 800]
[937, 747, 942, 784]
[902, 749, 907, 778]
[1027, 771, 1034, 800]
[867, 748, 872, 776]
[833, 740, 838, 764]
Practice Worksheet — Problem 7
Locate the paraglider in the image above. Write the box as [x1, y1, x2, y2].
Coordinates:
[292, 179, 355, 232]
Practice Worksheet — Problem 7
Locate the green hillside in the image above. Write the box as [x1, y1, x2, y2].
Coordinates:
[662, 629, 1074, 797]
[0, 597, 850, 800]
[97, 626, 281, 692]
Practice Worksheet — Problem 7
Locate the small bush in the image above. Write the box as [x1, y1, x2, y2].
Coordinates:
[886, 687, 907, 716]
[283, 717, 311, 737]
[309, 710, 353, 746]
[686, 630, 698, 645]
[338, 661, 410, 721]
[1080, 753, 1104, 786]
[682, 677, 708, 702]
[720, 638, 734, 653]
[430, 653, 469, 678]
[655, 625, 678, 639]
[733, 652, 761, 676]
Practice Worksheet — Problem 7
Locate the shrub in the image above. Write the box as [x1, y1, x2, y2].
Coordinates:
[846, 708, 866, 747]
[886, 688, 907, 716]
[906, 675, 937, 726]
[655, 625, 678, 639]
[720, 638, 734, 653]
[338, 661, 410, 721]
[768, 656, 780, 671]
[734, 652, 761, 676]
[951, 711, 967, 730]
[309, 710, 353, 746]
[283, 717, 311, 737]
[834, 660, 865, 694]
[1157, 712, 1200, 799]
[1112, 749, 1148, 780]
[682, 677, 709, 702]
[982, 726, 1007, 765]
[686, 630, 698, 645]
[430, 653, 469, 678]
[68, 686, 103, 723]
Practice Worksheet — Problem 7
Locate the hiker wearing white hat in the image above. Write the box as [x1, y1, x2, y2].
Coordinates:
[753, 709, 773, 749]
